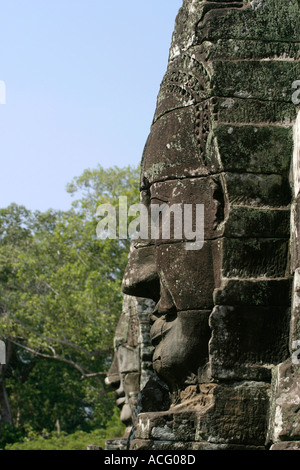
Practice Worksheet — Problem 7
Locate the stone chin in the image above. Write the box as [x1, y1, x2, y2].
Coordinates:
[150, 311, 211, 390]
[120, 403, 132, 427]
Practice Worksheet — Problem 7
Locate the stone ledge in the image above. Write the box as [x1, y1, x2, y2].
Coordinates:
[270, 441, 300, 450]
[130, 439, 266, 451]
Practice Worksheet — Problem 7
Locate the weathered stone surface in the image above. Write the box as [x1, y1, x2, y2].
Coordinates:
[214, 125, 293, 175]
[153, 47, 211, 122]
[122, 243, 158, 300]
[266, 109, 300, 451]
[291, 200, 300, 274]
[134, 376, 171, 415]
[156, 241, 221, 310]
[224, 173, 291, 207]
[213, 279, 292, 307]
[212, 61, 300, 103]
[200, 39, 300, 61]
[214, 97, 297, 125]
[150, 310, 211, 388]
[209, 305, 290, 381]
[291, 114, 300, 273]
[133, 382, 269, 446]
[104, 439, 128, 451]
[130, 440, 265, 450]
[221, 238, 289, 279]
[86, 444, 102, 450]
[141, 108, 209, 186]
[105, 296, 155, 450]
[290, 269, 300, 355]
[223, 207, 290, 239]
[196, 0, 300, 43]
[113, 0, 299, 451]
[292, 112, 300, 201]
[136, 298, 156, 389]
[150, 176, 225, 241]
[267, 360, 300, 445]
[270, 441, 300, 451]
[202, 382, 270, 446]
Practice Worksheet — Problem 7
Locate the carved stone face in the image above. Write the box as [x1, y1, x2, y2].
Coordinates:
[122, 101, 223, 391]
[106, 348, 140, 427]
[105, 295, 141, 428]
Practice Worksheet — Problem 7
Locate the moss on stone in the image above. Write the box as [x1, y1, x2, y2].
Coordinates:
[214, 124, 293, 174]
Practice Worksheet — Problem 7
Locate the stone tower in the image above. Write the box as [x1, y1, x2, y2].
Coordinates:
[109, 0, 300, 450]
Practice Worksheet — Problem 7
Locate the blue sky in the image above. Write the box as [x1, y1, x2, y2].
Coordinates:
[0, 0, 182, 212]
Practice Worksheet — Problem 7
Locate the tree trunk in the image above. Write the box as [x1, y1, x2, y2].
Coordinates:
[0, 367, 13, 425]
[56, 418, 61, 435]
[0, 341, 13, 429]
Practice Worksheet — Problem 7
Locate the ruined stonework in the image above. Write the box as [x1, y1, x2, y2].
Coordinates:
[110, 0, 300, 450]
[267, 103, 300, 450]
[105, 295, 155, 450]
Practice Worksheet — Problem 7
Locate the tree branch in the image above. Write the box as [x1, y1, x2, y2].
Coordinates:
[3, 310, 112, 357]
[10, 339, 106, 385]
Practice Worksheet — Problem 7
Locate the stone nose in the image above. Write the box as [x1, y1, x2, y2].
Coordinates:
[121, 242, 160, 302]
[149, 283, 177, 326]
[105, 354, 120, 389]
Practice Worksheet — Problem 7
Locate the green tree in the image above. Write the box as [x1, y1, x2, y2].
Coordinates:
[0, 165, 139, 441]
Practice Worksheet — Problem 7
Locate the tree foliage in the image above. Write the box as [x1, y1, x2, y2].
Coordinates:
[0, 164, 139, 445]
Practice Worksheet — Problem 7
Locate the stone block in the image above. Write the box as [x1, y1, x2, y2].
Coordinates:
[268, 360, 300, 444]
[153, 47, 211, 122]
[214, 279, 292, 307]
[221, 238, 290, 279]
[224, 206, 290, 239]
[290, 269, 300, 352]
[270, 441, 300, 450]
[224, 172, 291, 207]
[150, 176, 225, 241]
[156, 240, 221, 310]
[200, 382, 270, 446]
[130, 439, 265, 451]
[141, 107, 208, 186]
[105, 438, 128, 451]
[200, 39, 300, 61]
[212, 61, 300, 103]
[197, 1, 300, 43]
[134, 382, 269, 446]
[213, 97, 297, 125]
[214, 124, 293, 174]
[209, 305, 290, 381]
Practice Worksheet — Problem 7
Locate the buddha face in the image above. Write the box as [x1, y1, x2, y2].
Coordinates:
[105, 295, 141, 428]
[106, 348, 140, 428]
[122, 107, 223, 392]
[120, 38, 226, 393]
